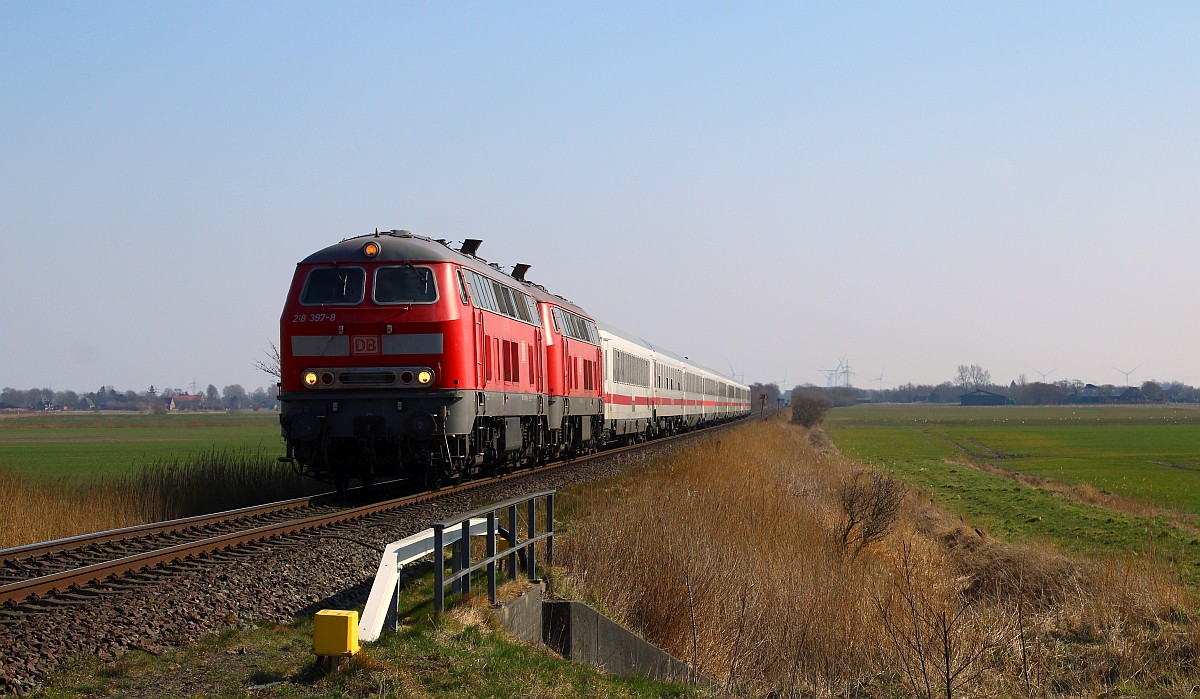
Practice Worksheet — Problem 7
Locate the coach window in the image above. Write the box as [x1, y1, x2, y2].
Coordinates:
[300, 267, 365, 305]
[456, 270, 470, 305]
[374, 266, 438, 304]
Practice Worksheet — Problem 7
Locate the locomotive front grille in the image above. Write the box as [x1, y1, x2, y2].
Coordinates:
[340, 371, 396, 385]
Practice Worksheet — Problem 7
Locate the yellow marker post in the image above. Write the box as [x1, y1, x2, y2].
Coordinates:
[313, 610, 360, 670]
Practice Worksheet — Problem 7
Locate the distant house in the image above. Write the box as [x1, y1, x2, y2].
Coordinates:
[164, 394, 204, 411]
[960, 389, 1013, 406]
[1067, 384, 1114, 404]
[1117, 386, 1145, 403]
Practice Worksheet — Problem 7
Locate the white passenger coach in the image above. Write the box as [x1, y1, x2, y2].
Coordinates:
[598, 323, 750, 443]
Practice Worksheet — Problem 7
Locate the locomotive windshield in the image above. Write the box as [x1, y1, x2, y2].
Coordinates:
[300, 267, 366, 305]
[374, 266, 438, 304]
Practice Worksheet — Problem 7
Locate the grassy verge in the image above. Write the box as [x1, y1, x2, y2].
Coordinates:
[33, 574, 699, 699]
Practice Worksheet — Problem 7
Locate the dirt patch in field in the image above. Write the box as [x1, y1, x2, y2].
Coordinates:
[943, 457, 1186, 527]
[925, 430, 1027, 460]
[1147, 459, 1200, 473]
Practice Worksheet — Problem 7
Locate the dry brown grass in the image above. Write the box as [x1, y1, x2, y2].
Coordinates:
[0, 470, 164, 549]
[0, 450, 322, 550]
[557, 416, 1200, 698]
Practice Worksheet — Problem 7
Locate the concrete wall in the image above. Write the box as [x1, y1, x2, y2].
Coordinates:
[492, 583, 544, 646]
[494, 584, 700, 685]
[543, 600, 696, 683]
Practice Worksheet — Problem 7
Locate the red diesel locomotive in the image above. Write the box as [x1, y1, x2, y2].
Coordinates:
[278, 230, 748, 488]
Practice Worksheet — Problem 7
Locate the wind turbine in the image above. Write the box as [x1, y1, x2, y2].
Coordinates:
[874, 369, 884, 392]
[1034, 368, 1055, 383]
[821, 358, 850, 387]
[1114, 365, 1140, 386]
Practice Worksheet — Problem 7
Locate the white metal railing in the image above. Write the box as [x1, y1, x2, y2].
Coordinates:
[358, 518, 488, 642]
[357, 489, 555, 641]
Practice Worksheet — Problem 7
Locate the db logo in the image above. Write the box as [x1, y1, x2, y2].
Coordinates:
[351, 336, 380, 355]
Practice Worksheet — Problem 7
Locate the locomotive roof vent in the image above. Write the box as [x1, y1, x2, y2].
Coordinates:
[512, 263, 531, 282]
[388, 229, 412, 237]
[460, 239, 483, 256]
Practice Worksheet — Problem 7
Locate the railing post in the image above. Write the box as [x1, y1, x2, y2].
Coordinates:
[433, 524, 445, 616]
[506, 504, 518, 581]
[486, 512, 497, 607]
[546, 493, 555, 566]
[460, 519, 472, 596]
[526, 497, 537, 581]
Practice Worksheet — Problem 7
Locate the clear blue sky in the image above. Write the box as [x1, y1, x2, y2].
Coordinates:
[3, 2, 1197, 393]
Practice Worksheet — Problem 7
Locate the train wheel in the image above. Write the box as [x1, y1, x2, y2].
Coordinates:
[333, 476, 350, 493]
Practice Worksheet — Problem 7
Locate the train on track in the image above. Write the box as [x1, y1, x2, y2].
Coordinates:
[278, 230, 751, 489]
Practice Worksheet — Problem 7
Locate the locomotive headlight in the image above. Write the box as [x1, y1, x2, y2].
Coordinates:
[417, 370, 434, 385]
[303, 371, 319, 387]
[363, 241, 381, 258]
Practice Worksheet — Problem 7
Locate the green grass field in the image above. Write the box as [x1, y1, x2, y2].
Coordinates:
[0, 412, 282, 479]
[825, 404, 1200, 578]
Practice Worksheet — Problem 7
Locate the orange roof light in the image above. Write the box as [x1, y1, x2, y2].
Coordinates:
[363, 241, 381, 258]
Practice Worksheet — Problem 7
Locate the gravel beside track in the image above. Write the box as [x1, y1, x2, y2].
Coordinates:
[0, 439, 690, 696]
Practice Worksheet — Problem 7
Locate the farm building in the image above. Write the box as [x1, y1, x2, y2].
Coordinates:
[960, 389, 1013, 406]
[164, 394, 204, 411]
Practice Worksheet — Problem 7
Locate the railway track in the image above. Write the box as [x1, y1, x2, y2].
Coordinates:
[0, 421, 743, 609]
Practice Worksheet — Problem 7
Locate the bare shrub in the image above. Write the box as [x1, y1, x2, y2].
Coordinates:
[837, 470, 907, 559]
[874, 543, 1014, 699]
[790, 390, 831, 427]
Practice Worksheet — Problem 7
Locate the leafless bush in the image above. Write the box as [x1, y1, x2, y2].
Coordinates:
[791, 390, 831, 427]
[874, 543, 1014, 699]
[837, 470, 907, 559]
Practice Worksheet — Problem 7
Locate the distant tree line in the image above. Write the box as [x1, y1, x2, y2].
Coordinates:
[746, 364, 1200, 409]
[0, 383, 278, 412]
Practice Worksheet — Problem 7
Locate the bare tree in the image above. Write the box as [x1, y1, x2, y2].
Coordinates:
[955, 364, 991, 391]
[222, 384, 248, 411]
[253, 340, 282, 380]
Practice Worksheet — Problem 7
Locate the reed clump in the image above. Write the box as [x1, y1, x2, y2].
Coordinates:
[557, 417, 1200, 697]
[0, 470, 161, 549]
[0, 449, 322, 550]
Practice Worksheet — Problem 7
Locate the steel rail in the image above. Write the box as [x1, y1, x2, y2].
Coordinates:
[0, 418, 746, 605]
